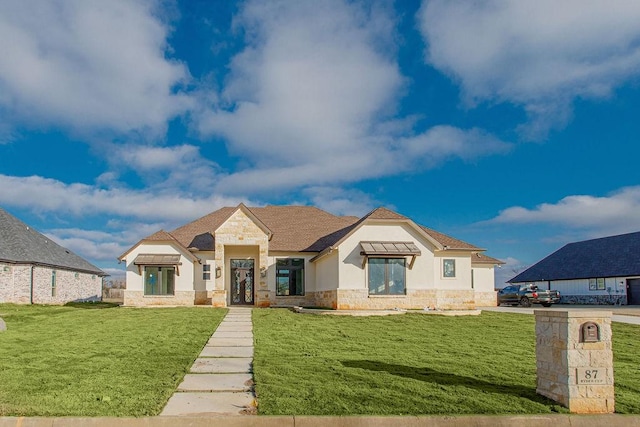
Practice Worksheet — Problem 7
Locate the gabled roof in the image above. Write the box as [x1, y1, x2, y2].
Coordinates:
[308, 207, 442, 257]
[118, 228, 198, 263]
[246, 206, 356, 252]
[509, 231, 640, 282]
[126, 205, 492, 260]
[472, 253, 505, 265]
[0, 207, 105, 276]
[420, 226, 483, 251]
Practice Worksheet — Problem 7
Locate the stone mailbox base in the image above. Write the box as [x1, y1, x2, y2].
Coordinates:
[534, 310, 614, 414]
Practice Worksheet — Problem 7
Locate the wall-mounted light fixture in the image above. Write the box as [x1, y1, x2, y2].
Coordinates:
[215, 266, 222, 278]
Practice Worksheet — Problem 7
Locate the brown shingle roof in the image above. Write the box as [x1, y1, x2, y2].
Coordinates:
[129, 205, 488, 256]
[420, 226, 482, 250]
[145, 230, 178, 241]
[170, 207, 236, 250]
[247, 206, 357, 252]
[365, 207, 408, 220]
[472, 253, 505, 265]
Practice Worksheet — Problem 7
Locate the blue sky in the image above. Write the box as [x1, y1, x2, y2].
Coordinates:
[2, 0, 640, 286]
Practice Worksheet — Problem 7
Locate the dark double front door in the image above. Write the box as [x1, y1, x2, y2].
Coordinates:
[230, 259, 255, 305]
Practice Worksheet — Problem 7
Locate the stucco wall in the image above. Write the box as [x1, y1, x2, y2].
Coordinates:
[0, 262, 101, 304]
[122, 242, 197, 306]
[433, 252, 472, 290]
[314, 251, 339, 291]
[472, 264, 496, 292]
[123, 243, 196, 293]
[337, 223, 437, 291]
[193, 252, 215, 292]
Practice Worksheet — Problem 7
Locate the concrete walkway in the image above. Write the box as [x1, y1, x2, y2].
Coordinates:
[161, 307, 256, 416]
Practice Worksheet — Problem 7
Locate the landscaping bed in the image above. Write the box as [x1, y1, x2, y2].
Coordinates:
[0, 303, 226, 416]
[252, 309, 640, 415]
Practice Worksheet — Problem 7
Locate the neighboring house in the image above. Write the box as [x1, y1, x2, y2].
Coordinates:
[119, 204, 504, 309]
[0, 208, 106, 304]
[508, 231, 640, 305]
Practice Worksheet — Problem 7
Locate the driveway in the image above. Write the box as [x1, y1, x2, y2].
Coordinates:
[481, 305, 640, 325]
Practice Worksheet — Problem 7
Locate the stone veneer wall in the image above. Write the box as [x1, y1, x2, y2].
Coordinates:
[210, 290, 227, 307]
[474, 291, 498, 307]
[535, 310, 614, 413]
[324, 289, 476, 310]
[124, 290, 195, 306]
[309, 290, 338, 309]
[213, 209, 269, 307]
[273, 295, 314, 307]
[0, 263, 101, 304]
[560, 295, 627, 305]
[194, 290, 209, 305]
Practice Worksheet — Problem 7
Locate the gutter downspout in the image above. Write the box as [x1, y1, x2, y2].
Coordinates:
[29, 265, 34, 304]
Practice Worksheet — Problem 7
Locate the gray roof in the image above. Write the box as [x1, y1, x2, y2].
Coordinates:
[509, 231, 640, 283]
[0, 208, 106, 276]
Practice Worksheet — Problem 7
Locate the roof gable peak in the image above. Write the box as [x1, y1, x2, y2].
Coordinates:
[363, 207, 408, 221]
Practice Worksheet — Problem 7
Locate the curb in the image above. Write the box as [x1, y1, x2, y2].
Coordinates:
[2, 414, 640, 427]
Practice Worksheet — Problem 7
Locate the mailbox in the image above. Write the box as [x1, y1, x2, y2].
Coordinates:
[581, 322, 600, 343]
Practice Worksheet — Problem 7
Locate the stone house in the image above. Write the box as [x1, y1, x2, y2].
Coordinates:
[509, 231, 640, 305]
[0, 207, 106, 304]
[119, 204, 503, 309]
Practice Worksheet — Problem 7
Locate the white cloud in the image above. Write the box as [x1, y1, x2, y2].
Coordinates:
[197, 0, 509, 194]
[494, 256, 525, 288]
[490, 186, 640, 236]
[400, 125, 511, 168]
[302, 186, 382, 217]
[112, 143, 221, 191]
[0, 0, 193, 137]
[418, 0, 640, 138]
[0, 174, 245, 222]
[45, 224, 165, 263]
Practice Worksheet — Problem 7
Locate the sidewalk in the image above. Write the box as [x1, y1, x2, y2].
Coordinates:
[160, 307, 256, 416]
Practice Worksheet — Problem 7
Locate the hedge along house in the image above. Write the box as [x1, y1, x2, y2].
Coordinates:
[508, 231, 640, 305]
[119, 204, 504, 309]
[0, 207, 106, 304]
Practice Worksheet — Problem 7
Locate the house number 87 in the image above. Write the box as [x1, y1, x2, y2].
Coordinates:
[584, 370, 598, 379]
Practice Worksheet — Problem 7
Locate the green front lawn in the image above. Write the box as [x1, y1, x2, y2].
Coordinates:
[253, 309, 640, 415]
[1, 305, 638, 417]
[0, 304, 226, 416]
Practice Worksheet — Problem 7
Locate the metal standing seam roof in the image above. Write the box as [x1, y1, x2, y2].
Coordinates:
[0, 207, 106, 276]
[360, 241, 422, 256]
[509, 231, 640, 282]
[133, 254, 182, 265]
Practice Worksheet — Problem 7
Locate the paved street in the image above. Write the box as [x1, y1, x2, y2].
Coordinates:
[481, 305, 640, 325]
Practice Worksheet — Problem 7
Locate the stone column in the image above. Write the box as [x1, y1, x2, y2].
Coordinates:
[534, 310, 614, 413]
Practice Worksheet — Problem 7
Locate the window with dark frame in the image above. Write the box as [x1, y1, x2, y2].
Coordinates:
[203, 264, 211, 280]
[368, 258, 406, 295]
[276, 258, 305, 296]
[443, 259, 456, 278]
[144, 266, 175, 295]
